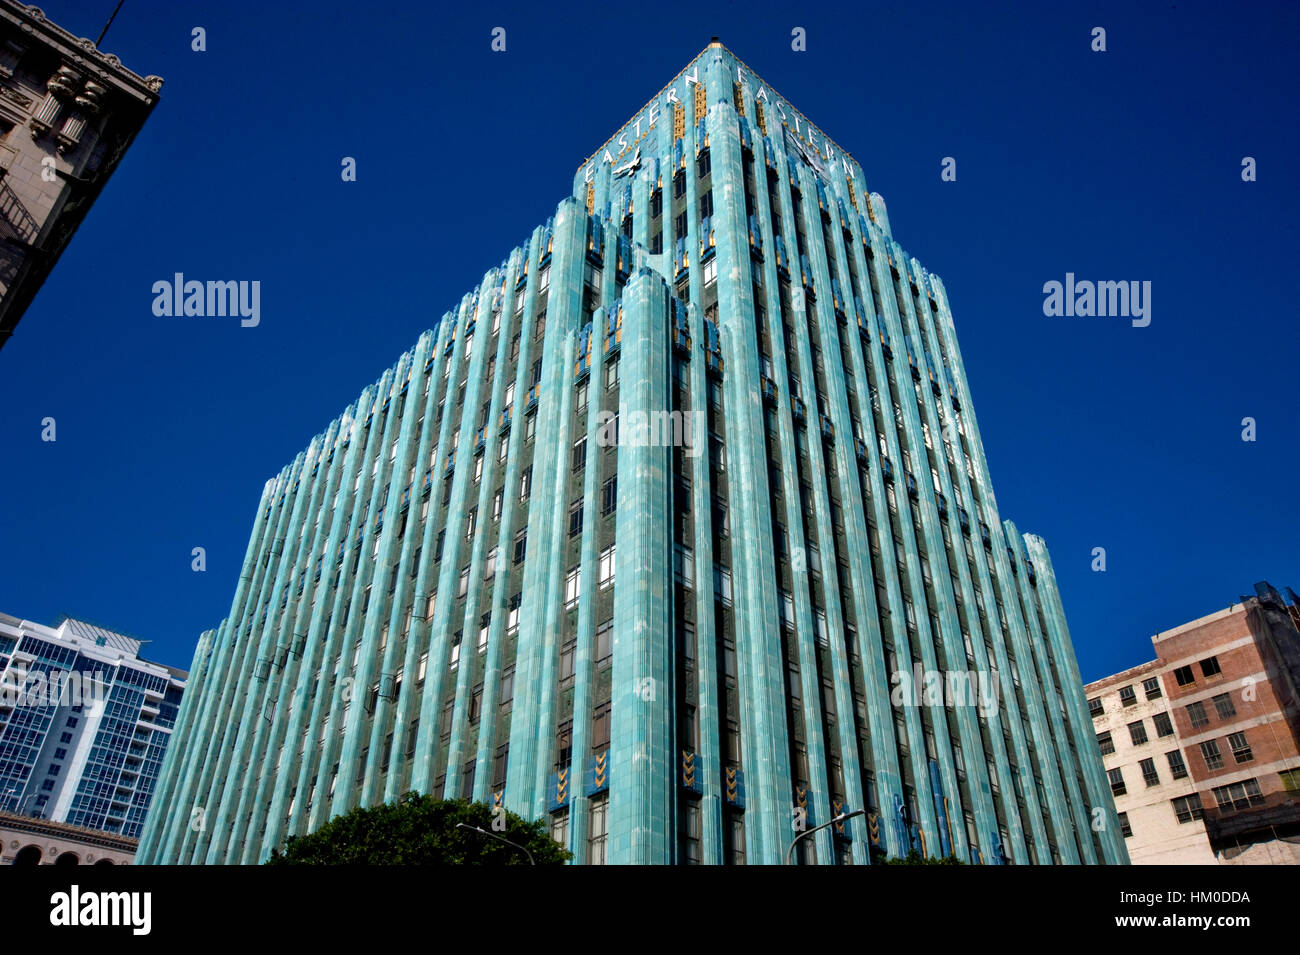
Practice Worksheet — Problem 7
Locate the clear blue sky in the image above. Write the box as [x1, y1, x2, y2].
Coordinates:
[1, 0, 1295, 683]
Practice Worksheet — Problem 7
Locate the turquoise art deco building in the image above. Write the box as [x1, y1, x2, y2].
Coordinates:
[136, 42, 1127, 866]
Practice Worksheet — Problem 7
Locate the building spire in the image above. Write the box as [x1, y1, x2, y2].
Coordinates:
[95, 0, 127, 47]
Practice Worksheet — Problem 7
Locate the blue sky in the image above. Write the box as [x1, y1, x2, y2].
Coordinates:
[0, 0, 1295, 683]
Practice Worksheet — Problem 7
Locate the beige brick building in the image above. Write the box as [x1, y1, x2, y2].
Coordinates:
[1086, 582, 1300, 865]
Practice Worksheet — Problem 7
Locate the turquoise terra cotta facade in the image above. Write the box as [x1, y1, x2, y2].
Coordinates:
[135, 42, 1128, 866]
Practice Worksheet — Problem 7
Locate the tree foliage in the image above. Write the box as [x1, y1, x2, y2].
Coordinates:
[871, 847, 966, 865]
[265, 792, 571, 865]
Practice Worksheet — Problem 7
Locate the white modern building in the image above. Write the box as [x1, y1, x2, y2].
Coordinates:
[0, 611, 186, 838]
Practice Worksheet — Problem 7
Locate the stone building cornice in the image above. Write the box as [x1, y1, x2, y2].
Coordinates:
[0, 1, 163, 104]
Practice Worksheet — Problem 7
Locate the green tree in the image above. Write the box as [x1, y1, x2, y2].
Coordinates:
[265, 792, 571, 865]
[870, 847, 966, 865]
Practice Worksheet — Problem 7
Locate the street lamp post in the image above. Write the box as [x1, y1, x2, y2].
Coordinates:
[455, 822, 536, 865]
[786, 809, 867, 865]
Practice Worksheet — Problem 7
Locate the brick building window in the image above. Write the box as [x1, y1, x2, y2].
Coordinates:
[1227, 731, 1253, 763]
[1199, 739, 1223, 771]
[1212, 693, 1236, 720]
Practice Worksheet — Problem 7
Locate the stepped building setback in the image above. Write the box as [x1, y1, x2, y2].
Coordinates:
[137, 42, 1125, 865]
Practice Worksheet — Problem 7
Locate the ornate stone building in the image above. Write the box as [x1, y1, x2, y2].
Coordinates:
[0, 1, 162, 350]
[0, 808, 135, 865]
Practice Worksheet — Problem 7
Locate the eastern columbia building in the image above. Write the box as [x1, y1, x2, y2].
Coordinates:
[136, 42, 1128, 866]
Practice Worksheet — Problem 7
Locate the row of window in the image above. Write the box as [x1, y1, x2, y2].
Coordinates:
[1119, 777, 1271, 838]
[1107, 749, 1189, 795]
[1091, 656, 1226, 719]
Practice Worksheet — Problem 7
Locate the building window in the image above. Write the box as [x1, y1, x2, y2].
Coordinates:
[592, 702, 611, 750]
[520, 466, 532, 501]
[601, 476, 617, 516]
[572, 435, 587, 472]
[697, 150, 711, 179]
[1211, 692, 1236, 720]
[1118, 685, 1137, 707]
[558, 640, 576, 688]
[605, 359, 619, 390]
[1173, 665, 1195, 687]
[1211, 778, 1264, 811]
[1128, 720, 1148, 746]
[1199, 739, 1224, 771]
[1140, 757, 1160, 787]
[1142, 677, 1162, 700]
[596, 619, 613, 669]
[1096, 731, 1114, 756]
[458, 565, 470, 597]
[568, 498, 584, 537]
[1117, 812, 1132, 838]
[1279, 769, 1300, 792]
[727, 814, 746, 865]
[1108, 767, 1126, 797]
[550, 810, 569, 848]
[564, 566, 581, 610]
[588, 794, 608, 865]
[1199, 656, 1222, 678]
[513, 529, 527, 565]
[714, 566, 732, 607]
[1088, 697, 1104, 718]
[598, 545, 615, 589]
[1172, 794, 1204, 824]
[681, 802, 702, 865]
[674, 545, 695, 587]
[702, 257, 717, 288]
[1227, 731, 1253, 763]
[1163, 751, 1188, 781]
[1186, 701, 1209, 728]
